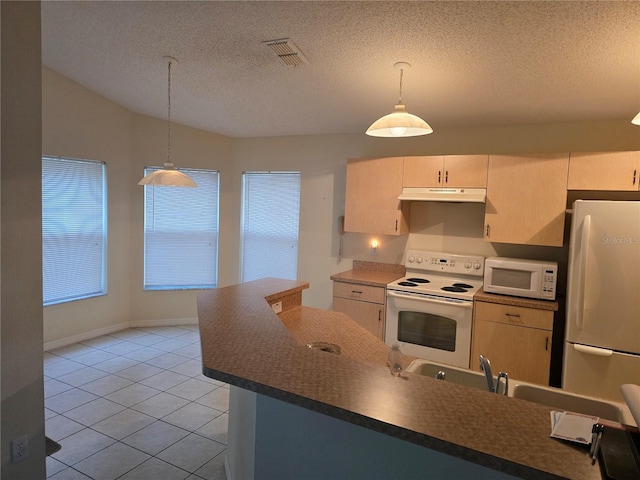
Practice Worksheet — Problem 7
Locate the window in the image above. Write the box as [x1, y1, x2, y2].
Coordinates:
[241, 172, 301, 282]
[42, 156, 106, 305]
[143, 167, 219, 290]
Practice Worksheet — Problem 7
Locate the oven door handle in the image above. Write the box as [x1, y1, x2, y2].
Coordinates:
[386, 290, 473, 309]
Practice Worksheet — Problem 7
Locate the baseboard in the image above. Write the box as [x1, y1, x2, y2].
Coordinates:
[129, 317, 198, 328]
[44, 322, 130, 351]
[43, 317, 198, 351]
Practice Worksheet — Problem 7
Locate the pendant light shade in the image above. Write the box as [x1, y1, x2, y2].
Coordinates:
[632, 112, 640, 125]
[138, 163, 197, 187]
[139, 56, 197, 187]
[366, 62, 433, 138]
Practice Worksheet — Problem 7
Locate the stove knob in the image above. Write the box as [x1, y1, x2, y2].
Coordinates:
[416, 257, 423, 264]
[407, 255, 415, 263]
[464, 261, 472, 269]
[473, 262, 482, 270]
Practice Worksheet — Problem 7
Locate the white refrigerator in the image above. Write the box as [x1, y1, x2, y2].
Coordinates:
[563, 200, 640, 403]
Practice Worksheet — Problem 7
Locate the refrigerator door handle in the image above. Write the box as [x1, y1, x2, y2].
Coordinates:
[575, 214, 591, 329]
[573, 343, 613, 357]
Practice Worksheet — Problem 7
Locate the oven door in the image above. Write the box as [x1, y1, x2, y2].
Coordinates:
[385, 290, 472, 368]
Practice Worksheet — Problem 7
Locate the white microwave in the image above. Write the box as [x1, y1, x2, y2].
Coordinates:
[484, 257, 557, 300]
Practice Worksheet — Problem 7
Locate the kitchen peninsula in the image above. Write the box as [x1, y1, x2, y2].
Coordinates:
[197, 278, 604, 480]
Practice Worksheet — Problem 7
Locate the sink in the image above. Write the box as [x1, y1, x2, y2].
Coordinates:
[406, 359, 490, 391]
[406, 359, 635, 426]
[511, 383, 626, 423]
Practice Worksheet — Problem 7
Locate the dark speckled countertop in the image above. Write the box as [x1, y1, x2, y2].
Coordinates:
[197, 278, 604, 480]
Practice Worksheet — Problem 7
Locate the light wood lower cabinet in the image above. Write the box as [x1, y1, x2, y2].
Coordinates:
[471, 301, 553, 386]
[332, 281, 385, 340]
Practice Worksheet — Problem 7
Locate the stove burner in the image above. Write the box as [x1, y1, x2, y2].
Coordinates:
[406, 278, 430, 284]
[452, 283, 474, 289]
[398, 281, 418, 287]
[441, 286, 468, 293]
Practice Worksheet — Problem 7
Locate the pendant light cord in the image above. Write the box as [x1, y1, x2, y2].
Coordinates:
[398, 68, 404, 104]
[167, 59, 172, 166]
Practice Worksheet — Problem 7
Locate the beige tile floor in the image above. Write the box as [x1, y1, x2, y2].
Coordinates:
[44, 325, 228, 480]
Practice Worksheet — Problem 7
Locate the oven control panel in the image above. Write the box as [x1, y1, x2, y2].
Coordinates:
[405, 250, 484, 276]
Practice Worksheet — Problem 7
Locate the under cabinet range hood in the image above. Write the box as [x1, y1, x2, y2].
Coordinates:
[398, 187, 487, 203]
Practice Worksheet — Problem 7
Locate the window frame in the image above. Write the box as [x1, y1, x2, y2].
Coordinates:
[240, 171, 301, 283]
[142, 166, 220, 291]
[42, 155, 107, 306]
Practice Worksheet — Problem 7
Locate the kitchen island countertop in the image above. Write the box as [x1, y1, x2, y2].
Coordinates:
[197, 278, 604, 480]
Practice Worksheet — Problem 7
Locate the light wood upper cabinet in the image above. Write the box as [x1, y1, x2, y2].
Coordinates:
[471, 301, 553, 386]
[403, 155, 488, 188]
[484, 153, 569, 247]
[344, 157, 410, 235]
[568, 151, 640, 191]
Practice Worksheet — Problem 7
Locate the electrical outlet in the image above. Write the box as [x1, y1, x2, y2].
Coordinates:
[11, 435, 28, 463]
[271, 301, 283, 314]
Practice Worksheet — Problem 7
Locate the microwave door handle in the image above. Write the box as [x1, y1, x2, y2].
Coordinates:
[386, 290, 473, 309]
[575, 214, 591, 329]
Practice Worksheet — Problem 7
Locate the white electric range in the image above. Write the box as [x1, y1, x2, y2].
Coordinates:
[385, 250, 484, 368]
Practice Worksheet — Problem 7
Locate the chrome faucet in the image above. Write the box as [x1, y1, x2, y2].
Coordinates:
[479, 355, 508, 395]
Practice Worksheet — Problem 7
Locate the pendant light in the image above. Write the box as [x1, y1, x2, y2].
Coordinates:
[138, 56, 197, 187]
[632, 112, 640, 125]
[366, 62, 433, 137]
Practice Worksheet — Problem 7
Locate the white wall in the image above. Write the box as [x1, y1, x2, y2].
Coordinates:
[1, 2, 46, 477]
[42, 68, 134, 342]
[41, 65, 640, 343]
[128, 114, 234, 323]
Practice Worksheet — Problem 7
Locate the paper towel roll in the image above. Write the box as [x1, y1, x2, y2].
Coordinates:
[620, 384, 640, 427]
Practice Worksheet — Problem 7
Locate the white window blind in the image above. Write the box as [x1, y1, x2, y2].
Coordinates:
[143, 167, 219, 290]
[241, 172, 301, 282]
[42, 156, 106, 305]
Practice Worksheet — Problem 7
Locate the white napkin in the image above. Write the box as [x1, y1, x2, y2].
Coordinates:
[621, 384, 640, 427]
[550, 411, 598, 444]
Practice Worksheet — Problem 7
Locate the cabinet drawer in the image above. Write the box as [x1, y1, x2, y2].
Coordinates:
[332, 282, 385, 304]
[474, 301, 553, 330]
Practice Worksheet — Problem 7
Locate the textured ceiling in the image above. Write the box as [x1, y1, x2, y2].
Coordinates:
[41, 1, 640, 138]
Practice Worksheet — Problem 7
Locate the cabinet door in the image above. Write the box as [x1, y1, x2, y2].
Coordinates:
[344, 157, 410, 235]
[444, 155, 489, 188]
[568, 151, 640, 191]
[332, 297, 385, 340]
[471, 319, 551, 386]
[484, 154, 569, 247]
[403, 156, 444, 187]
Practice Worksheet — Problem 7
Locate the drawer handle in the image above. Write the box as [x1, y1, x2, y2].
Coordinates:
[505, 313, 522, 323]
[351, 290, 363, 295]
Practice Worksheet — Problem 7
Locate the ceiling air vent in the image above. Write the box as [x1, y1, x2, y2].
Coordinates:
[263, 38, 308, 67]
